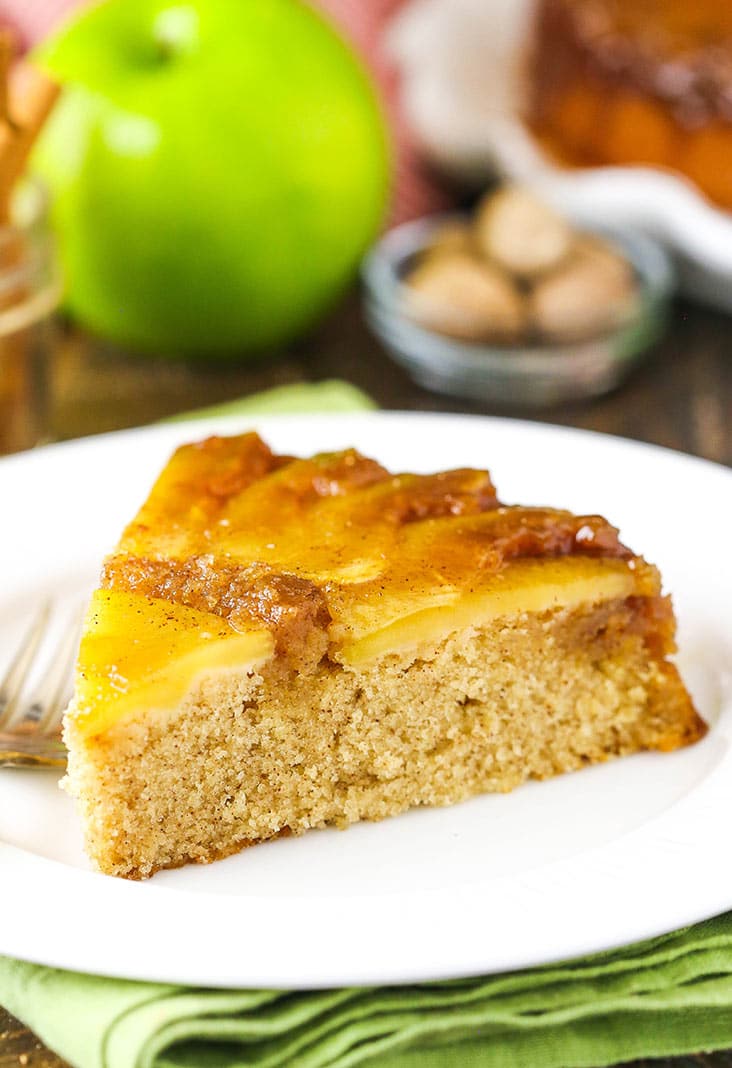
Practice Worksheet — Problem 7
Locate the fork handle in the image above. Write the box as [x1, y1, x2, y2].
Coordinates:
[0, 733, 66, 768]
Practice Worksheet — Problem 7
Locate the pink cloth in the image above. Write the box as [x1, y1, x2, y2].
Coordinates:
[0, 0, 76, 44]
[0, 0, 450, 224]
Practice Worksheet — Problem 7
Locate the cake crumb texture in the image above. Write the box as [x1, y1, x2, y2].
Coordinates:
[63, 597, 704, 879]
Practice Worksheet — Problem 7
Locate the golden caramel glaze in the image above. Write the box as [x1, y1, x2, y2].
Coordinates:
[528, 0, 732, 210]
[71, 590, 274, 736]
[96, 431, 666, 672]
[101, 557, 332, 670]
[120, 433, 389, 563]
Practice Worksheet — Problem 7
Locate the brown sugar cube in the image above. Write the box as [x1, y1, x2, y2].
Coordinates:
[475, 185, 572, 278]
[404, 251, 526, 342]
[529, 235, 638, 342]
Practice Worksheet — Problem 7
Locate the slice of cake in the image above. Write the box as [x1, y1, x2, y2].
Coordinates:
[63, 432, 706, 879]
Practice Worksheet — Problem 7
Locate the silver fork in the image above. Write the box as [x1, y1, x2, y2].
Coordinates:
[0, 603, 81, 768]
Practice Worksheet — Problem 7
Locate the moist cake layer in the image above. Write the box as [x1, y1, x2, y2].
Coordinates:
[65, 594, 700, 879]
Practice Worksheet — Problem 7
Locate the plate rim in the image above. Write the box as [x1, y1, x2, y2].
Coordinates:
[3, 408, 731, 478]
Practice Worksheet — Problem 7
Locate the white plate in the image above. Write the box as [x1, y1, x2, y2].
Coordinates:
[1, 412, 731, 989]
[389, 0, 732, 312]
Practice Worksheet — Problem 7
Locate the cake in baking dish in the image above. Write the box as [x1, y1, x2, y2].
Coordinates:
[528, 0, 732, 210]
[62, 431, 705, 879]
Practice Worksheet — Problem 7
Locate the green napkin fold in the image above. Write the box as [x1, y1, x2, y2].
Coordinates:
[2, 379, 729, 1068]
[4, 915, 732, 1068]
[162, 380, 377, 421]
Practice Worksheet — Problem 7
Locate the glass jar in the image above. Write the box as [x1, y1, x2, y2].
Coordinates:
[0, 181, 62, 455]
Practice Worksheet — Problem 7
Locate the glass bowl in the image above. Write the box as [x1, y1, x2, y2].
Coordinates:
[361, 214, 673, 408]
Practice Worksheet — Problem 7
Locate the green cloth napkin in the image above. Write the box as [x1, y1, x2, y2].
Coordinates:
[2, 379, 730, 1068]
[4, 915, 732, 1068]
[162, 380, 377, 421]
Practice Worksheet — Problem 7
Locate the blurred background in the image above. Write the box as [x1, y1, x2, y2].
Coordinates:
[0, 0, 729, 462]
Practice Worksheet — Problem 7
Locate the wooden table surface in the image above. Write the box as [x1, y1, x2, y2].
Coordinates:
[2, 290, 731, 1067]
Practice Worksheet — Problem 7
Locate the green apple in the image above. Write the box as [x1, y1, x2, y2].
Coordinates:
[33, 0, 389, 359]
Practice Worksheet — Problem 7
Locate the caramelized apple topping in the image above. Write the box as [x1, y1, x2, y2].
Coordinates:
[120, 433, 287, 546]
[102, 555, 331, 671]
[102, 434, 646, 665]
[378, 469, 499, 524]
[304, 450, 390, 498]
[471, 508, 633, 563]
